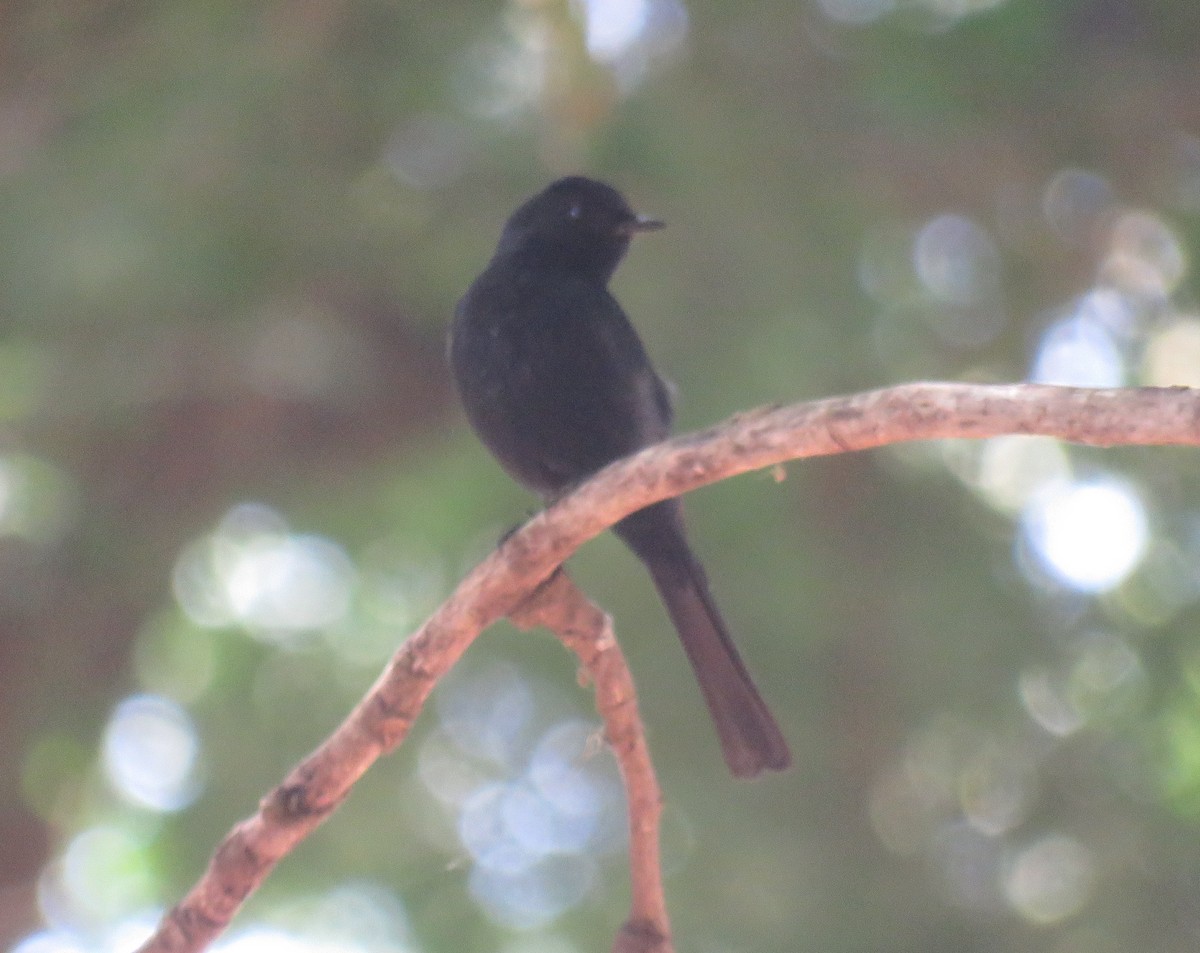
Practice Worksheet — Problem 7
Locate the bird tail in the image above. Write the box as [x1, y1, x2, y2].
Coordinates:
[617, 504, 792, 779]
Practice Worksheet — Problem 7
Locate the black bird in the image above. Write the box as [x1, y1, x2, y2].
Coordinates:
[449, 176, 790, 778]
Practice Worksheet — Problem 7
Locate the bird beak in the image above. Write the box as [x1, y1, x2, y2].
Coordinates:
[617, 214, 666, 236]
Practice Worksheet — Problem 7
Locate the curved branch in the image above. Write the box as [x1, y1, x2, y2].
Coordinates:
[135, 383, 1200, 953]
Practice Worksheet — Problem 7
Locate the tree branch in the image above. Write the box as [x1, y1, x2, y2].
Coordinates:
[510, 570, 671, 953]
[134, 383, 1200, 953]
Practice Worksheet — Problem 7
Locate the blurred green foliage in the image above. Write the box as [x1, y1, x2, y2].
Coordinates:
[4, 1, 1200, 952]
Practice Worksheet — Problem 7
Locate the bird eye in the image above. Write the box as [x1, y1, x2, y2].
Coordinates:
[568, 203, 582, 219]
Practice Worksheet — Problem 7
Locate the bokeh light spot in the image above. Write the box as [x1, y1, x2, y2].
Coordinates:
[573, 0, 688, 90]
[1004, 834, 1094, 924]
[913, 213, 1000, 307]
[36, 827, 156, 931]
[9, 930, 89, 953]
[1029, 293, 1131, 388]
[530, 722, 611, 824]
[973, 436, 1071, 514]
[576, 0, 648, 61]
[435, 661, 537, 769]
[173, 503, 355, 644]
[1019, 668, 1085, 737]
[1020, 478, 1148, 593]
[958, 742, 1034, 837]
[1102, 210, 1187, 297]
[424, 661, 621, 928]
[0, 453, 78, 544]
[1042, 168, 1114, 245]
[460, 782, 542, 875]
[1065, 632, 1144, 721]
[223, 533, 353, 635]
[102, 694, 201, 812]
[468, 854, 596, 930]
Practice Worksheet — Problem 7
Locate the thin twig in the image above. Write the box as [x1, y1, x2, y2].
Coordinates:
[134, 383, 1200, 953]
[510, 570, 672, 953]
